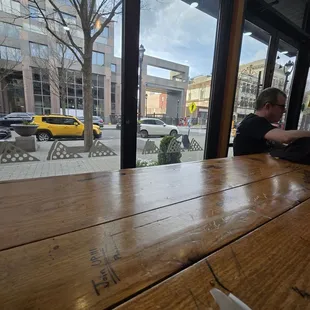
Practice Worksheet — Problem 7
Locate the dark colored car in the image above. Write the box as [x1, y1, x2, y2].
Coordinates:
[0, 113, 33, 128]
[0, 126, 12, 139]
[78, 116, 104, 128]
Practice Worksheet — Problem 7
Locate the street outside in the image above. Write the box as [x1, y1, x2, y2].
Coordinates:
[0, 126, 234, 181]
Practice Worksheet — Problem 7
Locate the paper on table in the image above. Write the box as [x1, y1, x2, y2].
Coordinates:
[210, 288, 252, 310]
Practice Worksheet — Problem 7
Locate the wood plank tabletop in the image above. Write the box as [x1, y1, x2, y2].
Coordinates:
[0, 154, 302, 250]
[0, 155, 309, 309]
[116, 198, 310, 310]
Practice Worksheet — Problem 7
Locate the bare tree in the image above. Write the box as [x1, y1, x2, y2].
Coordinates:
[21, 0, 122, 151]
[32, 39, 77, 115]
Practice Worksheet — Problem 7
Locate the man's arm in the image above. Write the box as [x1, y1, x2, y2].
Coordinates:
[265, 128, 310, 144]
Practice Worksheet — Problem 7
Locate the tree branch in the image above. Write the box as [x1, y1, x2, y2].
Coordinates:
[46, 0, 84, 57]
[30, 0, 83, 66]
[91, 0, 122, 44]
[90, 0, 108, 26]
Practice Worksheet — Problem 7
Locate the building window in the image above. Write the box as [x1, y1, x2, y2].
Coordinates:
[29, 5, 42, 18]
[92, 74, 104, 116]
[0, 22, 20, 38]
[91, 27, 109, 44]
[0, 46, 21, 61]
[92, 51, 104, 65]
[32, 68, 51, 115]
[30, 42, 48, 59]
[0, 0, 20, 15]
[57, 43, 78, 60]
[58, 70, 83, 112]
[200, 88, 205, 99]
[61, 12, 76, 25]
[111, 63, 116, 73]
[111, 82, 116, 113]
[102, 27, 109, 38]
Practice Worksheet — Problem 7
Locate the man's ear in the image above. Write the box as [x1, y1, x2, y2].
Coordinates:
[264, 102, 272, 110]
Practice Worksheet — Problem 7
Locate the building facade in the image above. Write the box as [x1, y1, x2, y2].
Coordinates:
[186, 75, 211, 125]
[0, 0, 121, 123]
[186, 59, 288, 124]
[234, 59, 286, 122]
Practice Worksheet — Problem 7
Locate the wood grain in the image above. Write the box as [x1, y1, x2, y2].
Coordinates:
[0, 155, 301, 250]
[1, 169, 310, 309]
[115, 199, 310, 310]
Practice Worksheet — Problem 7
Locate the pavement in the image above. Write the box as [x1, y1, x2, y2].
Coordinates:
[0, 126, 234, 182]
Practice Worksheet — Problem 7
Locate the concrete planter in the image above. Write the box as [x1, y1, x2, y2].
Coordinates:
[12, 124, 38, 137]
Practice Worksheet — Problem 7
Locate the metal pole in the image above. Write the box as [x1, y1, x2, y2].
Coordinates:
[121, 0, 141, 169]
[176, 99, 179, 126]
[256, 70, 262, 98]
[138, 60, 142, 120]
[145, 94, 148, 117]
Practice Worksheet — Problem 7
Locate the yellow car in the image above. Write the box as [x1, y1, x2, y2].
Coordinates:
[33, 114, 102, 141]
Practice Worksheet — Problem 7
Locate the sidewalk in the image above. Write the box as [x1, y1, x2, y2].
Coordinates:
[0, 129, 232, 182]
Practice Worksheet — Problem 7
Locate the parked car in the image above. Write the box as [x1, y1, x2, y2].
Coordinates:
[78, 116, 104, 128]
[33, 114, 102, 141]
[139, 118, 179, 138]
[0, 113, 33, 127]
[0, 126, 11, 140]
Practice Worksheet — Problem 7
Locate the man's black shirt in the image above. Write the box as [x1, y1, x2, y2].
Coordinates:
[233, 113, 276, 156]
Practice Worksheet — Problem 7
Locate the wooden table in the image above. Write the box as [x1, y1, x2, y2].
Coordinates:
[1, 154, 310, 309]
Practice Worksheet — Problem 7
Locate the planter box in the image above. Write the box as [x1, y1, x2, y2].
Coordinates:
[12, 124, 38, 137]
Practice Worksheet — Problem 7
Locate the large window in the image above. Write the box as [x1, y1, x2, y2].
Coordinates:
[136, 0, 217, 167]
[29, 5, 42, 18]
[30, 42, 48, 59]
[229, 20, 270, 156]
[32, 68, 51, 115]
[92, 74, 104, 116]
[111, 82, 116, 113]
[111, 63, 116, 73]
[0, 0, 20, 15]
[272, 40, 297, 128]
[0, 46, 21, 61]
[0, 22, 20, 38]
[92, 51, 105, 65]
[91, 27, 109, 44]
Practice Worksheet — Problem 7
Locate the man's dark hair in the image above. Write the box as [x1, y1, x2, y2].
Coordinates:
[255, 87, 287, 110]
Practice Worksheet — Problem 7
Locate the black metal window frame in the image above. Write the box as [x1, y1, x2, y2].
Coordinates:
[121, 0, 310, 168]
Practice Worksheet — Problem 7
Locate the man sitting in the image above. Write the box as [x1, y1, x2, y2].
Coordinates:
[233, 87, 310, 156]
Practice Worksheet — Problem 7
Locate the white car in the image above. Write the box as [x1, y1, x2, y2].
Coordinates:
[139, 118, 179, 138]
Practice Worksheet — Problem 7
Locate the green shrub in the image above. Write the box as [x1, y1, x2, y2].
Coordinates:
[158, 136, 182, 165]
[136, 158, 158, 168]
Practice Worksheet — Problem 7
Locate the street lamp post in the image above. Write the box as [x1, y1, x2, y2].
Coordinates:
[176, 99, 180, 126]
[283, 60, 294, 93]
[145, 93, 148, 117]
[138, 44, 146, 120]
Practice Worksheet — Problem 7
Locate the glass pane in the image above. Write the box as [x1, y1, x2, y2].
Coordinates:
[33, 82, 41, 94]
[298, 69, 310, 130]
[1, 0, 121, 181]
[136, 0, 218, 167]
[42, 83, 50, 95]
[67, 84, 75, 96]
[98, 74, 104, 85]
[272, 39, 297, 128]
[230, 20, 270, 157]
[98, 88, 104, 99]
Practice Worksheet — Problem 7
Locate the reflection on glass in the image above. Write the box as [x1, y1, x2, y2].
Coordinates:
[136, 0, 218, 167]
[298, 69, 310, 130]
[272, 40, 297, 128]
[229, 20, 269, 156]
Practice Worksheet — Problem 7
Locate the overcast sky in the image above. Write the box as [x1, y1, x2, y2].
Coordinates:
[113, 0, 298, 82]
